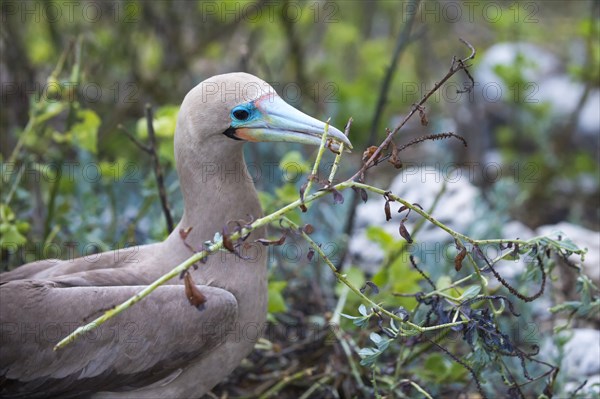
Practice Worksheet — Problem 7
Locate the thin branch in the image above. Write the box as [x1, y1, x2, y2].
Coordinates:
[258, 367, 317, 399]
[367, 0, 422, 146]
[330, 284, 368, 394]
[399, 379, 434, 399]
[303, 119, 331, 201]
[351, 38, 476, 182]
[283, 216, 466, 334]
[145, 104, 175, 232]
[327, 118, 352, 185]
[118, 124, 151, 153]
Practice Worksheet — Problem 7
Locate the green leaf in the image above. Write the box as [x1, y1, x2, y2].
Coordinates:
[549, 301, 581, 314]
[458, 285, 481, 301]
[421, 353, 449, 382]
[274, 183, 300, 203]
[0, 224, 27, 248]
[436, 276, 453, 291]
[336, 266, 366, 298]
[365, 226, 395, 251]
[279, 150, 311, 176]
[267, 280, 288, 314]
[136, 105, 179, 139]
[68, 109, 101, 154]
[370, 332, 382, 344]
[358, 304, 368, 316]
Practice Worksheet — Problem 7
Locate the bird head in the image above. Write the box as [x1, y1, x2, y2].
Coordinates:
[175, 73, 352, 155]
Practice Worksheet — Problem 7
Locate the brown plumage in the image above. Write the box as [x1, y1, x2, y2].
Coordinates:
[0, 73, 351, 398]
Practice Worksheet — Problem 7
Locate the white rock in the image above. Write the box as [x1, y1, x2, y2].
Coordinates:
[476, 42, 560, 94]
[564, 374, 600, 397]
[475, 42, 600, 139]
[563, 328, 600, 377]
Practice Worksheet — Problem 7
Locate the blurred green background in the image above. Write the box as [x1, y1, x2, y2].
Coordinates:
[1, 1, 599, 397]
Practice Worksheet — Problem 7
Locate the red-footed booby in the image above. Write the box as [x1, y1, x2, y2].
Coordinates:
[0, 73, 351, 398]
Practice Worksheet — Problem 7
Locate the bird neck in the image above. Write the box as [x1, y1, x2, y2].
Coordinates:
[164, 142, 268, 332]
[167, 143, 264, 250]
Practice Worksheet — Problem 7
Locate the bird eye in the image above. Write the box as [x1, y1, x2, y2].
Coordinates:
[232, 108, 250, 121]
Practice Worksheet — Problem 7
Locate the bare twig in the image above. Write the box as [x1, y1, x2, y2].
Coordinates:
[145, 104, 175, 232]
[368, 0, 422, 146]
[120, 107, 174, 232]
[258, 367, 317, 399]
[119, 124, 151, 153]
[351, 38, 476, 182]
[340, 1, 421, 268]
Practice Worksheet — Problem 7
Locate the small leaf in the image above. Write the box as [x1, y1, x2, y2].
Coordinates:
[353, 317, 369, 328]
[358, 304, 368, 316]
[455, 247, 467, 271]
[358, 347, 379, 357]
[370, 332, 382, 344]
[184, 272, 207, 309]
[458, 285, 481, 300]
[340, 313, 361, 320]
[399, 221, 413, 243]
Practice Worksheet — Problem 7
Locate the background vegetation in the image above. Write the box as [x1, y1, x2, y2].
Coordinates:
[1, 1, 598, 398]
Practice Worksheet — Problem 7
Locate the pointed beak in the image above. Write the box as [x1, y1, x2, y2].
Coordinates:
[232, 95, 352, 150]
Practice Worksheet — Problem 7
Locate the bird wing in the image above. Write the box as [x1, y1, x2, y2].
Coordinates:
[0, 243, 161, 284]
[0, 279, 237, 398]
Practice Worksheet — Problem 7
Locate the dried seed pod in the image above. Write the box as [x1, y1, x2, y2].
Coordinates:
[412, 203, 423, 210]
[179, 227, 193, 240]
[256, 235, 286, 246]
[352, 187, 368, 203]
[331, 189, 344, 204]
[384, 200, 391, 221]
[359, 281, 380, 295]
[184, 272, 207, 309]
[455, 247, 467, 271]
[362, 146, 381, 164]
[419, 107, 429, 126]
[359, 188, 368, 202]
[399, 221, 413, 243]
[222, 229, 235, 253]
[388, 142, 402, 169]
